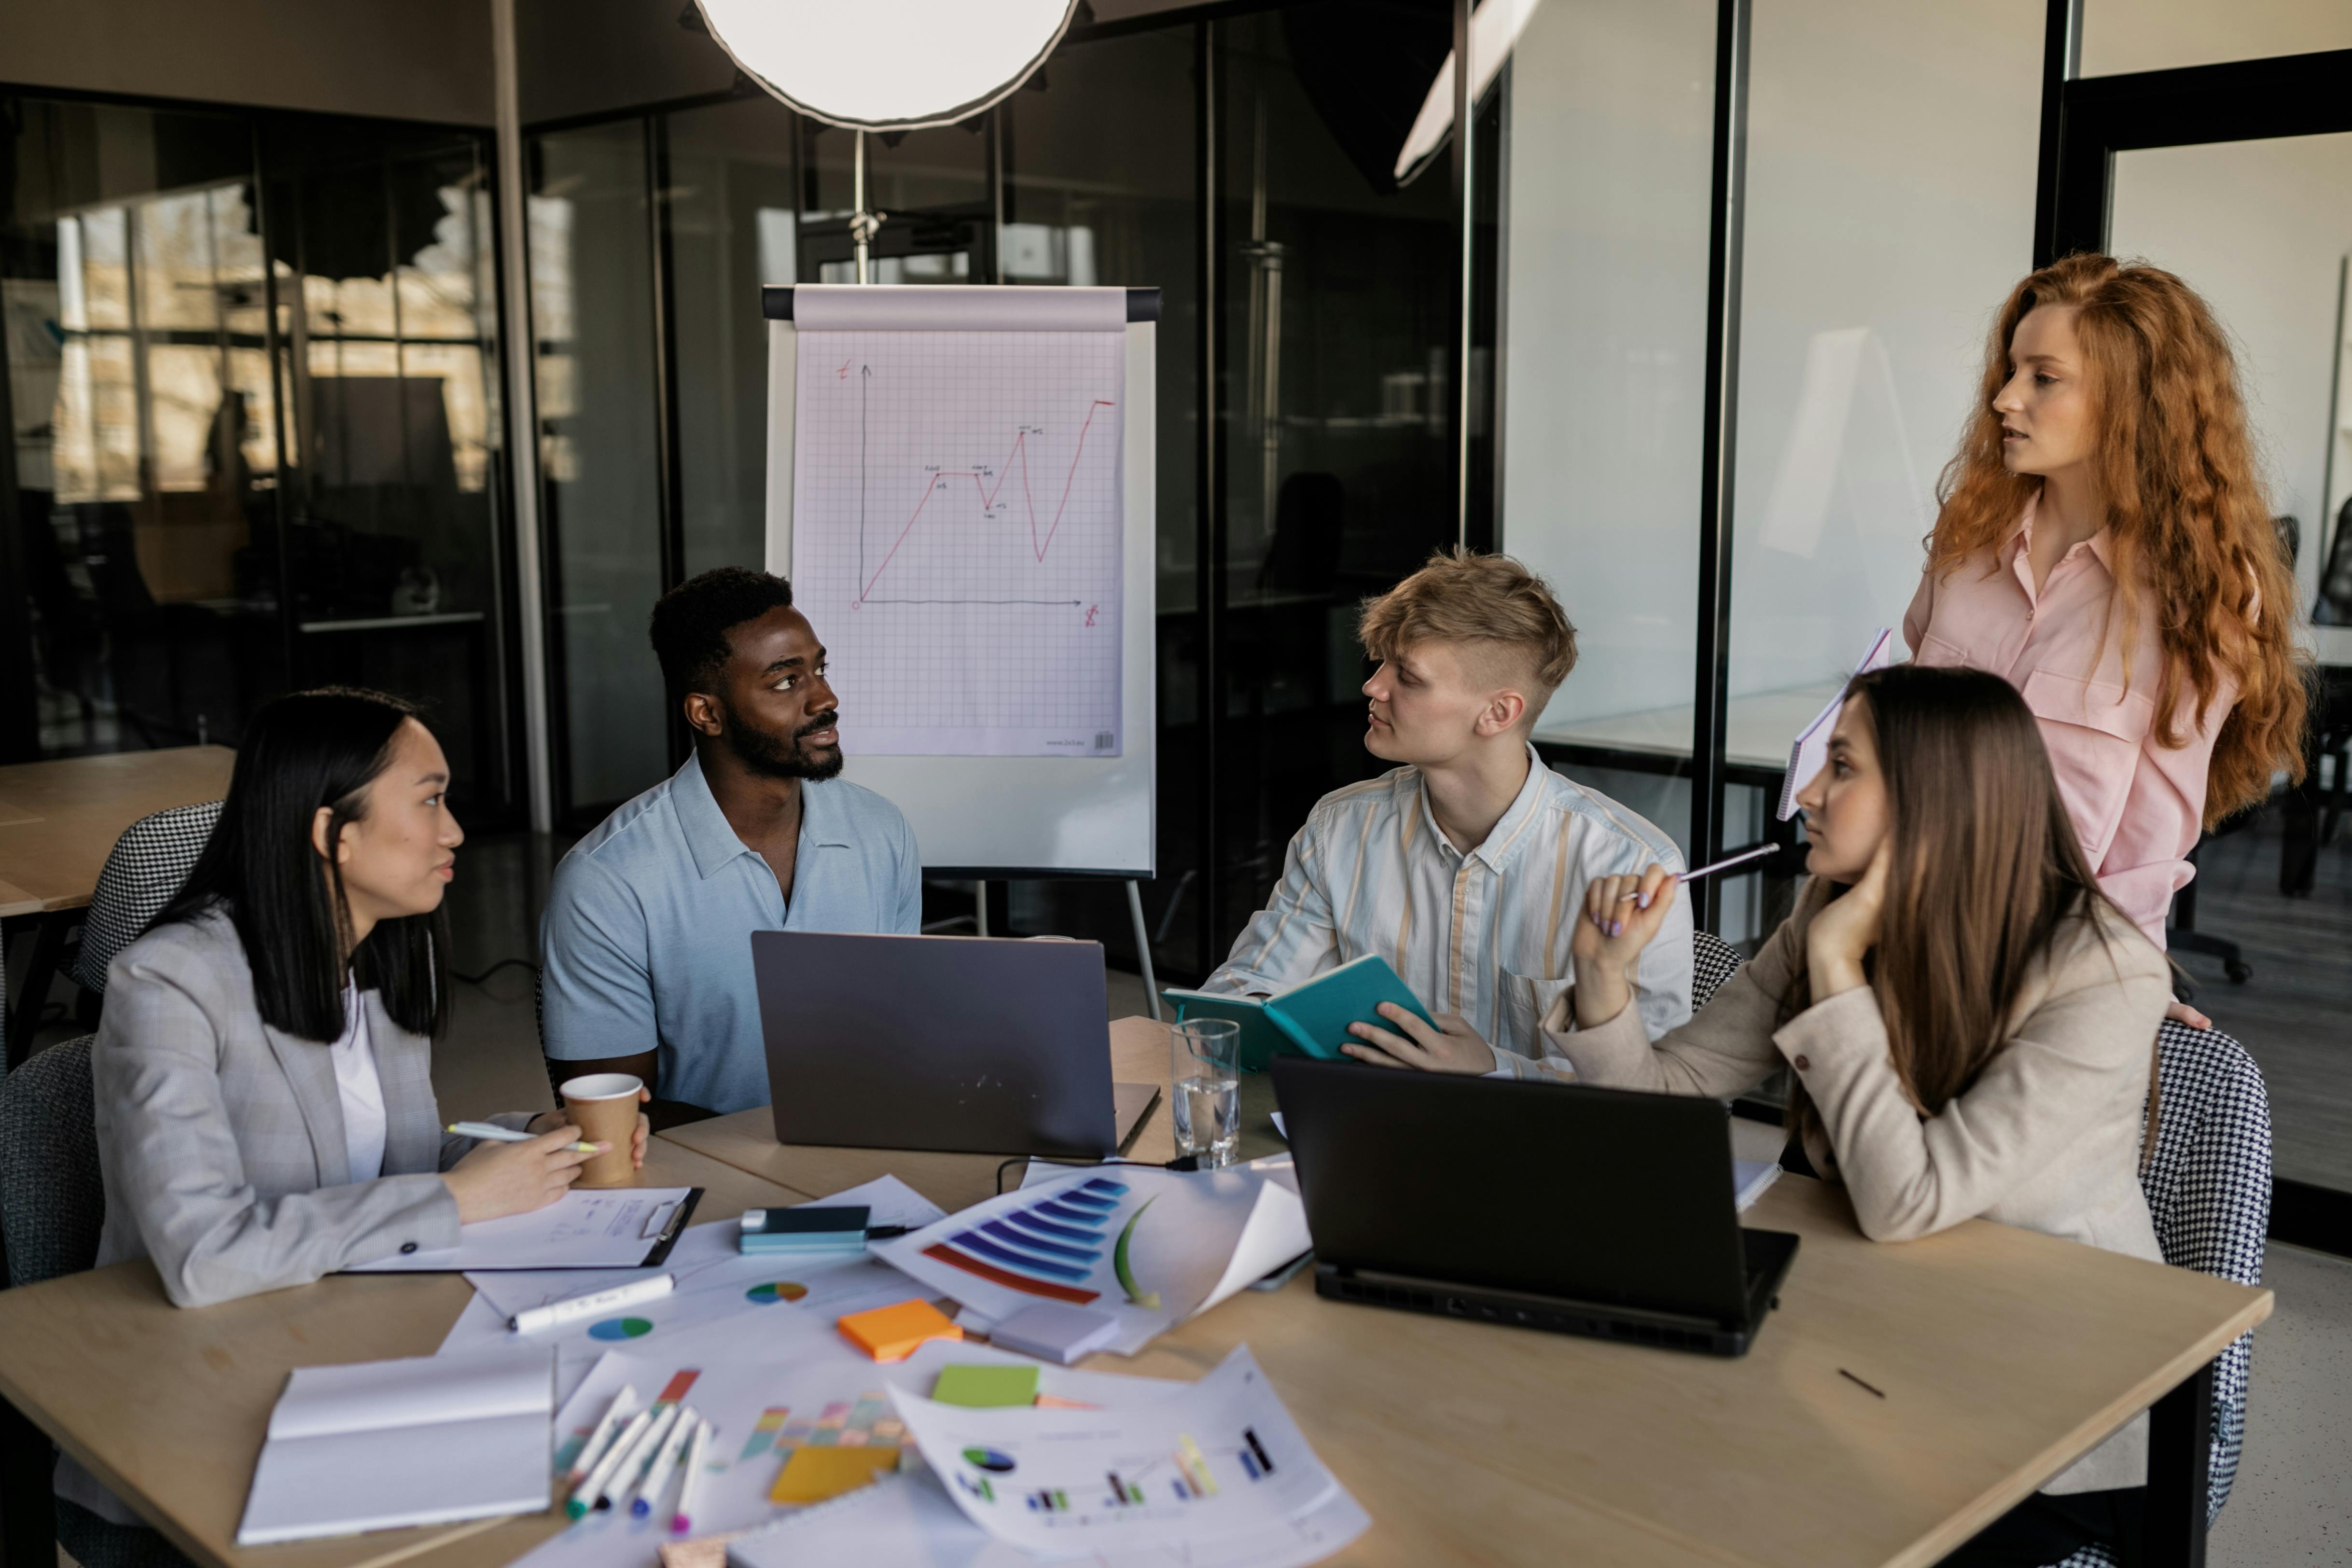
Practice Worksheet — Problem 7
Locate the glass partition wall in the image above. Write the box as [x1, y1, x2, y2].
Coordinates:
[0, 96, 524, 821]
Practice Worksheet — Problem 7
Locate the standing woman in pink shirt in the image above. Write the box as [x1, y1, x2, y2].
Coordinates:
[1905, 254, 2307, 1018]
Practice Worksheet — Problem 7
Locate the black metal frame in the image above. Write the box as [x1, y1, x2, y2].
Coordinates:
[1687, 0, 1752, 935]
[2034, 0, 2352, 1263]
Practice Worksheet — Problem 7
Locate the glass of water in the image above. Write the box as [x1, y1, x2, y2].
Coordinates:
[1170, 1019, 1242, 1168]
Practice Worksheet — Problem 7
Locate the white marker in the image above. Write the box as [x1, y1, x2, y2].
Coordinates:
[447, 1120, 601, 1154]
[630, 1408, 699, 1518]
[1611, 843, 1782, 903]
[669, 1415, 714, 1535]
[602, 1401, 682, 1514]
[568, 1406, 650, 1520]
[563, 1384, 640, 1486]
[511, 1273, 674, 1334]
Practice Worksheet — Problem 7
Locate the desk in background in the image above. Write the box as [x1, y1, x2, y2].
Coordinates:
[0, 745, 237, 1063]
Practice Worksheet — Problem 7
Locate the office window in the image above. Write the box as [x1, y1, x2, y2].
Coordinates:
[1498, 0, 1721, 906]
[2080, 0, 2352, 78]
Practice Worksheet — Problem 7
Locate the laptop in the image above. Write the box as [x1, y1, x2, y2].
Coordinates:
[751, 931, 1160, 1158]
[1272, 1057, 1798, 1357]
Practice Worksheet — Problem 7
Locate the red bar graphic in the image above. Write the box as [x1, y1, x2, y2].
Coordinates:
[922, 1243, 1100, 1305]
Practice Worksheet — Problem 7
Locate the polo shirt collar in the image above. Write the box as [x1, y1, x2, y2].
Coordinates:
[673, 751, 857, 880]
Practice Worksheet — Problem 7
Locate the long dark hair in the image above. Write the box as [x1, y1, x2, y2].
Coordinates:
[1781, 665, 2140, 1147]
[153, 688, 449, 1042]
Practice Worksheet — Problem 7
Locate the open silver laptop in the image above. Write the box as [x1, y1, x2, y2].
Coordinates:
[751, 931, 1159, 1158]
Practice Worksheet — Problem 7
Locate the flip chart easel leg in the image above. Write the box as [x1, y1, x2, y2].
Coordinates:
[1127, 880, 1162, 1023]
[974, 881, 989, 939]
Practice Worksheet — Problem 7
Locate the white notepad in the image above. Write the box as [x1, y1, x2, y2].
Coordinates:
[1775, 628, 1895, 820]
[236, 1346, 553, 1545]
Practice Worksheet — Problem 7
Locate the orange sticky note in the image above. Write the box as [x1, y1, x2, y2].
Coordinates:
[837, 1298, 963, 1362]
[768, 1444, 902, 1504]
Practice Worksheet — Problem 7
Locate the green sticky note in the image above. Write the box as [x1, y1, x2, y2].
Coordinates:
[932, 1363, 1041, 1409]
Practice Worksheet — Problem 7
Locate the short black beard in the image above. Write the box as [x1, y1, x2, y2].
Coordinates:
[720, 702, 844, 782]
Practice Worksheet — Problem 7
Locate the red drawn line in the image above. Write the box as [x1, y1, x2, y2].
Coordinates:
[859, 400, 1115, 604]
[921, 1243, 1101, 1304]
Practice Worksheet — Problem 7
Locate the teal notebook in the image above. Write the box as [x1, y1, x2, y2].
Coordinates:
[1163, 954, 1436, 1070]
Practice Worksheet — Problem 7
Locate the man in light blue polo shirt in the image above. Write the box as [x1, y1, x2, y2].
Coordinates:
[540, 567, 920, 1117]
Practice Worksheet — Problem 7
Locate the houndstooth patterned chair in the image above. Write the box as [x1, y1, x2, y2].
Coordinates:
[1692, 930, 1744, 1012]
[1687, 930, 2267, 1558]
[2045, 1019, 2270, 1567]
[70, 800, 222, 998]
[0, 1035, 195, 1567]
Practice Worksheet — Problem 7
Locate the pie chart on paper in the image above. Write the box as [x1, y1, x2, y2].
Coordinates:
[747, 1281, 810, 1304]
[587, 1316, 655, 1341]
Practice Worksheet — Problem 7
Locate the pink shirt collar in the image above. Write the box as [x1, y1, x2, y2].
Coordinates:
[2001, 489, 2115, 597]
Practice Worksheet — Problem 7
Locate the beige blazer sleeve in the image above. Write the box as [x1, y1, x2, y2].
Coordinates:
[94, 921, 463, 1308]
[1537, 915, 1803, 1098]
[1778, 918, 2170, 1242]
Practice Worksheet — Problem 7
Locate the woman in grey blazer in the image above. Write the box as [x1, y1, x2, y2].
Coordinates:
[87, 689, 645, 1311]
[1534, 665, 2168, 1568]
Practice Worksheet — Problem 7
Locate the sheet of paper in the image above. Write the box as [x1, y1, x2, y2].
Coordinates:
[730, 1469, 1372, 1568]
[512, 1326, 1185, 1568]
[237, 1347, 553, 1546]
[891, 1345, 1355, 1559]
[346, 1188, 696, 1272]
[439, 1177, 952, 1404]
[873, 1164, 1309, 1357]
[1734, 1158, 1782, 1212]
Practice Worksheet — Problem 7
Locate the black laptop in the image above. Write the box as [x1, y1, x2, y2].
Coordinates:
[751, 931, 1159, 1158]
[1272, 1057, 1798, 1357]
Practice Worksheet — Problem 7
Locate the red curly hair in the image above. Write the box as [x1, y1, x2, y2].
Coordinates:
[1930, 254, 2307, 825]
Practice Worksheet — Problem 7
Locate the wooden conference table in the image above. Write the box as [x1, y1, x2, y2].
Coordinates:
[0, 1017, 2271, 1568]
[0, 745, 237, 1064]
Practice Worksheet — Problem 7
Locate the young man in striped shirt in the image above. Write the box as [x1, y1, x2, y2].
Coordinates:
[1204, 548, 1693, 1078]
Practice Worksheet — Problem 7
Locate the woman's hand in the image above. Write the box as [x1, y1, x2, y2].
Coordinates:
[2165, 998, 2211, 1029]
[442, 1126, 604, 1223]
[1341, 1005, 1497, 1074]
[1569, 865, 1678, 1028]
[1805, 838, 1889, 1000]
[531, 1089, 651, 1170]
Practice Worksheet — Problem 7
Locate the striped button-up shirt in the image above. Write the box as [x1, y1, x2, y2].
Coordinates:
[1204, 746, 1694, 1075]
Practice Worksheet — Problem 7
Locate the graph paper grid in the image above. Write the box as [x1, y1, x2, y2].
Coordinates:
[791, 328, 1124, 759]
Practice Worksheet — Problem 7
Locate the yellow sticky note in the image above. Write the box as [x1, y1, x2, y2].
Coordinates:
[837, 1299, 962, 1363]
[768, 1444, 902, 1504]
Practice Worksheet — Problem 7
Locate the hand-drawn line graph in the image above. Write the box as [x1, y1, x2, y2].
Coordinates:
[851, 359, 1115, 608]
[791, 325, 1124, 759]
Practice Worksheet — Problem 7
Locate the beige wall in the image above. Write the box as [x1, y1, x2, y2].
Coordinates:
[0, 0, 495, 124]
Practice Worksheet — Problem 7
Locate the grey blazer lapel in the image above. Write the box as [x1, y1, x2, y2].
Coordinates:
[370, 993, 443, 1175]
[262, 1023, 347, 1189]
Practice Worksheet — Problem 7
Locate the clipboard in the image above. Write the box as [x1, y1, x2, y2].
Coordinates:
[343, 1187, 705, 1273]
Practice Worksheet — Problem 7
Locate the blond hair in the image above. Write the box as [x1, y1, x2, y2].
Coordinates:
[1359, 548, 1578, 721]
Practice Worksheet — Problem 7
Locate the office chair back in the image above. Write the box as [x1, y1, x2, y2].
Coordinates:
[70, 800, 223, 997]
[1691, 930, 1743, 1012]
[0, 1035, 105, 1289]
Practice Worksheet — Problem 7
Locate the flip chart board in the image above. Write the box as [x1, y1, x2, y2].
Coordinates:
[765, 284, 1156, 876]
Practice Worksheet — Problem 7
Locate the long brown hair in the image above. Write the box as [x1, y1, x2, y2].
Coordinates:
[1782, 666, 2139, 1149]
[1930, 254, 2306, 826]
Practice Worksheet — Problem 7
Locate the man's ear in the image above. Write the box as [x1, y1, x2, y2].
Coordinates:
[682, 692, 725, 740]
[1477, 689, 1528, 738]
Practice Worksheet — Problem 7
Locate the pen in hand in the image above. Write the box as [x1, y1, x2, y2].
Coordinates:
[447, 1120, 603, 1155]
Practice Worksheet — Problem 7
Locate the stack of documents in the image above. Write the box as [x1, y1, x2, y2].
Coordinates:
[734, 1346, 1367, 1568]
[237, 1346, 553, 1544]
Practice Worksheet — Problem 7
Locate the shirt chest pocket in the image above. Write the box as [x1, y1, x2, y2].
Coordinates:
[1496, 967, 1576, 1065]
[2019, 667, 2156, 856]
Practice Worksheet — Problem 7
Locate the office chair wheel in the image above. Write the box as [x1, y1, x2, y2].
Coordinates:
[2224, 959, 2252, 985]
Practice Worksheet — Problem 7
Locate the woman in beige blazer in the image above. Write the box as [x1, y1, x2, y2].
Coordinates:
[1557, 664, 2170, 1568]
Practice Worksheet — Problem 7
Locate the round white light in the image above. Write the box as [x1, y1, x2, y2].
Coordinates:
[696, 0, 1080, 132]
